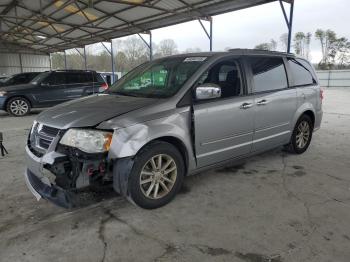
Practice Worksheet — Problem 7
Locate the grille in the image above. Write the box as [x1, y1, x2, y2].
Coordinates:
[28, 122, 61, 155]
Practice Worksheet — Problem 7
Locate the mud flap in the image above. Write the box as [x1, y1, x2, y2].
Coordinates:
[112, 157, 134, 198]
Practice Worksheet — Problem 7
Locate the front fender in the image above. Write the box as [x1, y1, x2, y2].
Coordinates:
[107, 110, 196, 171]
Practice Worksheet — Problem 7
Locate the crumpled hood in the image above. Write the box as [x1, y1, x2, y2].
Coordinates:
[36, 94, 159, 129]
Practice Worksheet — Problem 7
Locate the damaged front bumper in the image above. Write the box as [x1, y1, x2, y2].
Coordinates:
[24, 121, 138, 208]
[24, 145, 80, 208]
[24, 169, 76, 208]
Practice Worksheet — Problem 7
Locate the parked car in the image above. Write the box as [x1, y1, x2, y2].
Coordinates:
[0, 70, 108, 116]
[24, 50, 323, 209]
[99, 72, 119, 86]
[0, 76, 8, 82]
[0, 72, 41, 87]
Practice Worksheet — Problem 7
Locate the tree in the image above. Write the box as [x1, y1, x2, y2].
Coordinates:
[315, 29, 350, 69]
[184, 47, 202, 53]
[293, 32, 312, 59]
[51, 52, 65, 69]
[254, 39, 277, 51]
[270, 39, 277, 51]
[121, 36, 148, 69]
[254, 43, 272, 51]
[333, 37, 350, 68]
[155, 39, 178, 57]
[280, 33, 288, 51]
[115, 51, 128, 73]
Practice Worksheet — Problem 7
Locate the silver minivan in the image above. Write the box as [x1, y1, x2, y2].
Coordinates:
[24, 49, 323, 209]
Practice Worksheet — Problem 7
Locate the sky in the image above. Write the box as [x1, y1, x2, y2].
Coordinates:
[147, 0, 350, 63]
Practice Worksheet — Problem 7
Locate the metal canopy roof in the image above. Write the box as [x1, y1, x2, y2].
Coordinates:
[0, 0, 292, 54]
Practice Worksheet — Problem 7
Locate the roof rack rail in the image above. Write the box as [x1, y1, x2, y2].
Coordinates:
[228, 48, 294, 56]
[53, 69, 96, 72]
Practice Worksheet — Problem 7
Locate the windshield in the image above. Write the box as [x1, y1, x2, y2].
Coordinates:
[31, 72, 51, 84]
[108, 56, 207, 98]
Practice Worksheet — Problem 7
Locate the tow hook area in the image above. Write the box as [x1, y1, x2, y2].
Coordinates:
[45, 146, 113, 191]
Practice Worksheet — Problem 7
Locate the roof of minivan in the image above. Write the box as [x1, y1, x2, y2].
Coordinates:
[155, 49, 297, 61]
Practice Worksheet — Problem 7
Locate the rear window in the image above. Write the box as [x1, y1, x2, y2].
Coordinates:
[287, 58, 317, 86]
[44, 72, 66, 85]
[249, 57, 288, 93]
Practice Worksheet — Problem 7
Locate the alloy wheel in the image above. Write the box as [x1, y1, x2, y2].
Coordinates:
[296, 120, 310, 149]
[139, 154, 177, 200]
[10, 99, 29, 116]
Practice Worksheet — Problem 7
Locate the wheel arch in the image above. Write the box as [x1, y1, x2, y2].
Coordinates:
[292, 103, 316, 130]
[148, 136, 189, 175]
[302, 110, 315, 127]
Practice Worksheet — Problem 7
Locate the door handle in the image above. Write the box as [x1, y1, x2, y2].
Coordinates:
[257, 99, 268, 106]
[240, 102, 253, 109]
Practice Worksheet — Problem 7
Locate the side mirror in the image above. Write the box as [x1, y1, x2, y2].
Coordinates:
[195, 84, 221, 101]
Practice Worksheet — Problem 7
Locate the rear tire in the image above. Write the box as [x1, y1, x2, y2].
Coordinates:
[285, 114, 313, 154]
[128, 141, 185, 209]
[6, 97, 31, 116]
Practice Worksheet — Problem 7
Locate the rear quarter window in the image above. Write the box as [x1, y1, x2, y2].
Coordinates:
[287, 58, 317, 86]
[249, 57, 288, 93]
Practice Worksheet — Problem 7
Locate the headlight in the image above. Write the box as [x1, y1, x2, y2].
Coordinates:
[0, 91, 7, 96]
[60, 129, 113, 153]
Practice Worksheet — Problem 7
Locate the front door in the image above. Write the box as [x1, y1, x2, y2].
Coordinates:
[34, 72, 68, 106]
[193, 58, 254, 167]
[247, 56, 297, 152]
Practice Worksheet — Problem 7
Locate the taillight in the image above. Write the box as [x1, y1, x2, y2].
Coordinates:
[320, 89, 324, 101]
[101, 82, 109, 90]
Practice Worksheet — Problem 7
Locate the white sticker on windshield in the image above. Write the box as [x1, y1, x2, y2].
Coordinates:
[183, 57, 207, 62]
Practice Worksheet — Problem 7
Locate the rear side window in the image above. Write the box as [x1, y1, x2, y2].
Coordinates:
[66, 73, 92, 84]
[249, 57, 288, 93]
[83, 73, 93, 83]
[287, 58, 317, 86]
[45, 72, 66, 85]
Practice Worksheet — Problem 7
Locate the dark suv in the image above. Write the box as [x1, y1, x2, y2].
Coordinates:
[0, 72, 41, 87]
[0, 70, 107, 116]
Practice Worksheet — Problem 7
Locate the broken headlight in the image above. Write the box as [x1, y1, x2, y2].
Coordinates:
[60, 129, 113, 153]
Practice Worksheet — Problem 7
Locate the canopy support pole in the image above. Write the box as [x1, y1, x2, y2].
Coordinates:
[49, 53, 52, 70]
[83, 46, 87, 70]
[64, 50, 67, 69]
[198, 16, 213, 51]
[138, 31, 153, 61]
[110, 40, 115, 84]
[101, 41, 116, 84]
[75, 47, 87, 70]
[279, 0, 295, 53]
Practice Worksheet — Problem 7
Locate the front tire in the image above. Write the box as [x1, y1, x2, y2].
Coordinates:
[285, 114, 313, 154]
[6, 97, 31, 116]
[128, 141, 185, 209]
